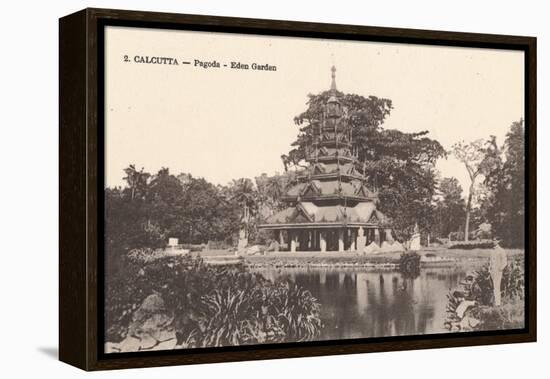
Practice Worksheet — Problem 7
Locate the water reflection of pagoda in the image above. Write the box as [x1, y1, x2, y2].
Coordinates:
[259, 66, 391, 252]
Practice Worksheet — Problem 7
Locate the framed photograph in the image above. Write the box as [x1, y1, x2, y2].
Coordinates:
[59, 8, 536, 371]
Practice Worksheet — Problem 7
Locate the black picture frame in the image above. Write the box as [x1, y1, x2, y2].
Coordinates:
[59, 7, 537, 371]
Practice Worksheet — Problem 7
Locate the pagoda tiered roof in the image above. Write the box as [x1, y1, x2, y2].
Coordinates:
[259, 66, 389, 231]
[262, 201, 388, 229]
[295, 162, 365, 181]
[281, 179, 376, 201]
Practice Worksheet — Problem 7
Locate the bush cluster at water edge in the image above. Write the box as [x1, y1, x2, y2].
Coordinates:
[105, 250, 322, 350]
[445, 259, 525, 332]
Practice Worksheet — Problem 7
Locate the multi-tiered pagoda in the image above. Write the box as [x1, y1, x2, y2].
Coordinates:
[259, 66, 391, 252]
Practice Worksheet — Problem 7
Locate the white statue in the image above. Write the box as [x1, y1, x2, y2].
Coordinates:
[237, 228, 248, 253]
[409, 223, 421, 251]
[356, 227, 367, 252]
[490, 240, 508, 306]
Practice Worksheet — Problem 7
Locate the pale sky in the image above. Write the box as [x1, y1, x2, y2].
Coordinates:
[105, 26, 524, 194]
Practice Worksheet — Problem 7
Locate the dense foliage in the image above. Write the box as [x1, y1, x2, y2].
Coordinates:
[433, 120, 524, 246]
[105, 167, 256, 254]
[479, 120, 526, 247]
[105, 252, 322, 347]
[432, 178, 466, 239]
[445, 260, 524, 331]
[398, 252, 421, 279]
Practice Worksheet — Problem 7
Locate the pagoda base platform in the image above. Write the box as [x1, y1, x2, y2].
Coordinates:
[266, 227, 390, 253]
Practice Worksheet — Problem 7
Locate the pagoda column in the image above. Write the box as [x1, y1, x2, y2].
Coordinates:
[279, 230, 285, 246]
[338, 229, 345, 252]
[315, 231, 320, 250]
[311, 230, 319, 251]
[289, 230, 297, 252]
[374, 228, 381, 246]
[320, 231, 327, 252]
[349, 229, 356, 251]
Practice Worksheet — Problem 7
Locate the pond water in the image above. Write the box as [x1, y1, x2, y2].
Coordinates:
[255, 266, 480, 340]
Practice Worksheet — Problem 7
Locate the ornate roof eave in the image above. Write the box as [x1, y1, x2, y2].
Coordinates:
[296, 173, 366, 182]
[321, 123, 348, 130]
[316, 155, 356, 163]
[280, 194, 378, 202]
[258, 222, 386, 230]
[294, 202, 316, 222]
[317, 140, 352, 147]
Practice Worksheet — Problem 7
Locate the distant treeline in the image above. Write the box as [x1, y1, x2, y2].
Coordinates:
[105, 90, 525, 253]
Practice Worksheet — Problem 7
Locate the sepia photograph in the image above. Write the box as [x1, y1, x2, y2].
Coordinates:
[102, 25, 527, 354]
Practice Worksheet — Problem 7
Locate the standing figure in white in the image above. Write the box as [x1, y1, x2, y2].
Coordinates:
[490, 240, 508, 306]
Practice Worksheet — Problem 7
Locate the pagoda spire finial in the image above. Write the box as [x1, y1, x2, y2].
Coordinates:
[330, 65, 337, 92]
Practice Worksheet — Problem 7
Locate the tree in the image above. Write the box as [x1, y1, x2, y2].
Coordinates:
[434, 177, 466, 238]
[105, 166, 165, 261]
[178, 176, 240, 243]
[288, 90, 446, 238]
[107, 167, 246, 250]
[451, 140, 487, 241]
[147, 168, 185, 234]
[123, 164, 150, 201]
[255, 171, 296, 219]
[228, 178, 259, 239]
[481, 120, 525, 247]
[502, 120, 525, 246]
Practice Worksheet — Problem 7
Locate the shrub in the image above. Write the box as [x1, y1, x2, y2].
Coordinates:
[444, 259, 524, 331]
[430, 237, 448, 246]
[105, 252, 322, 347]
[251, 228, 275, 245]
[448, 240, 495, 250]
[501, 260, 525, 302]
[448, 231, 465, 241]
[470, 301, 524, 330]
[399, 252, 421, 279]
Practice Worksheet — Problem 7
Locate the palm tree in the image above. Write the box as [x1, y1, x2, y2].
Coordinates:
[264, 176, 287, 212]
[230, 178, 258, 238]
